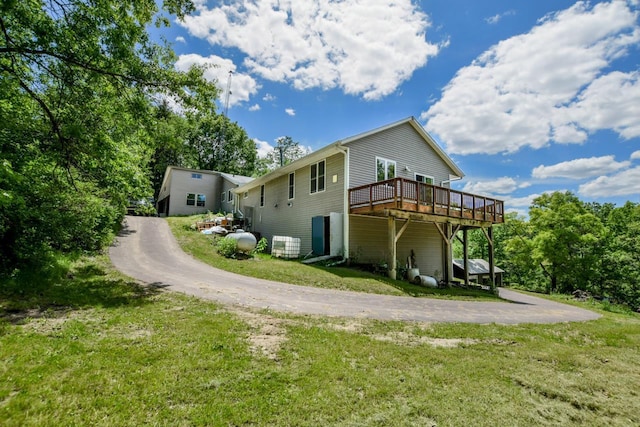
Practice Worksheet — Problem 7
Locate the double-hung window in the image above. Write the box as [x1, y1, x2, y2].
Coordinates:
[310, 160, 325, 194]
[187, 193, 206, 207]
[376, 157, 396, 182]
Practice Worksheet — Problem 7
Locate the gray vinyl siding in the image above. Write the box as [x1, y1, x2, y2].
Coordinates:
[240, 153, 346, 254]
[160, 170, 222, 216]
[347, 122, 456, 189]
[220, 178, 237, 214]
[349, 216, 444, 280]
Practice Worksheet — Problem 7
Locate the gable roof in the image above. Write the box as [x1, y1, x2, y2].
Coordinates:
[341, 117, 464, 178]
[234, 116, 463, 193]
[220, 172, 255, 186]
[159, 166, 253, 194]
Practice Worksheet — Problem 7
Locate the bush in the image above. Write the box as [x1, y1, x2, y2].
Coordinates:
[253, 237, 268, 254]
[216, 237, 238, 258]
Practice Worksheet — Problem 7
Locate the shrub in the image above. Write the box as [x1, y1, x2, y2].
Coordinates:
[216, 237, 238, 258]
[253, 237, 268, 254]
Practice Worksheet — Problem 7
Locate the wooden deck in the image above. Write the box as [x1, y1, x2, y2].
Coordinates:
[349, 178, 504, 224]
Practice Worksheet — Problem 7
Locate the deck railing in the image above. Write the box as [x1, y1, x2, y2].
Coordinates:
[348, 178, 504, 223]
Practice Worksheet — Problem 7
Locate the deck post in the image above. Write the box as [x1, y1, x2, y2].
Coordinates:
[463, 228, 470, 285]
[445, 223, 454, 284]
[488, 226, 495, 290]
[388, 215, 397, 280]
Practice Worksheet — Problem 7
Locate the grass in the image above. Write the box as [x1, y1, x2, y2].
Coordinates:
[1, 254, 639, 426]
[166, 215, 501, 301]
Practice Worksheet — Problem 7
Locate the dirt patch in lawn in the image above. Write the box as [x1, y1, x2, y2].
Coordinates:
[232, 309, 289, 361]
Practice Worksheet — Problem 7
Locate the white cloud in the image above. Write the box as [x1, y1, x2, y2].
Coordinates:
[462, 176, 519, 195]
[174, 54, 260, 107]
[505, 193, 542, 208]
[176, 36, 186, 43]
[179, 0, 442, 100]
[254, 138, 273, 158]
[263, 93, 276, 102]
[631, 150, 640, 160]
[285, 108, 296, 116]
[486, 10, 515, 25]
[423, 1, 640, 155]
[248, 104, 261, 112]
[578, 166, 640, 197]
[532, 155, 631, 179]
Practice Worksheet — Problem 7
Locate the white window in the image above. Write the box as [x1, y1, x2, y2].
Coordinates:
[310, 160, 325, 194]
[415, 173, 434, 185]
[243, 191, 248, 199]
[227, 190, 233, 202]
[187, 193, 196, 206]
[376, 157, 396, 182]
[288, 172, 295, 200]
[191, 173, 202, 179]
[260, 185, 265, 207]
[196, 194, 205, 207]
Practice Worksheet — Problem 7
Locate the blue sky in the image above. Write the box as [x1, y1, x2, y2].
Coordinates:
[160, 0, 640, 215]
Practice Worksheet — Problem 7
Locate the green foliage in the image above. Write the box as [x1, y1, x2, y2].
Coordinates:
[529, 192, 606, 294]
[253, 237, 268, 254]
[255, 136, 310, 175]
[456, 192, 640, 310]
[215, 237, 238, 258]
[0, 0, 218, 275]
[184, 112, 257, 175]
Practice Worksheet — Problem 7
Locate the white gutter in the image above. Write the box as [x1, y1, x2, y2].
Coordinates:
[440, 176, 462, 187]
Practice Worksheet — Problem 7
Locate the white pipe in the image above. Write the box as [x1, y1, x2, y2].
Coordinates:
[440, 176, 462, 187]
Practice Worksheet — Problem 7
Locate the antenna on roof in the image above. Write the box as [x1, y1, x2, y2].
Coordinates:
[223, 70, 233, 117]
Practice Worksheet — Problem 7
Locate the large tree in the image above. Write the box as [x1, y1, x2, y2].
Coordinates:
[0, 0, 216, 275]
[528, 192, 606, 294]
[184, 112, 257, 176]
[256, 136, 310, 175]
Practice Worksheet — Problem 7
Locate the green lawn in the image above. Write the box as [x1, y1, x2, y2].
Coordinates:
[166, 216, 501, 301]
[1, 253, 639, 426]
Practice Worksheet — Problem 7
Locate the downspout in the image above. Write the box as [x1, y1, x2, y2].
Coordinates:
[335, 143, 350, 261]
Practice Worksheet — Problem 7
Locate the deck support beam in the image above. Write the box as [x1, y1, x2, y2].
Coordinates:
[388, 216, 396, 279]
[481, 226, 496, 290]
[463, 228, 470, 285]
[387, 216, 411, 280]
[435, 223, 457, 284]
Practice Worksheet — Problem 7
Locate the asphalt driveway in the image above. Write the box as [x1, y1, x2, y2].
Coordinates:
[109, 216, 601, 324]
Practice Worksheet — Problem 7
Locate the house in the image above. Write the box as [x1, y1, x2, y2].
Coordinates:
[453, 259, 505, 287]
[156, 166, 253, 217]
[234, 117, 504, 287]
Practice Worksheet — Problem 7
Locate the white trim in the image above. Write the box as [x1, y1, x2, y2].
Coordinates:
[310, 159, 326, 194]
[414, 173, 434, 184]
[288, 172, 295, 200]
[375, 156, 396, 181]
